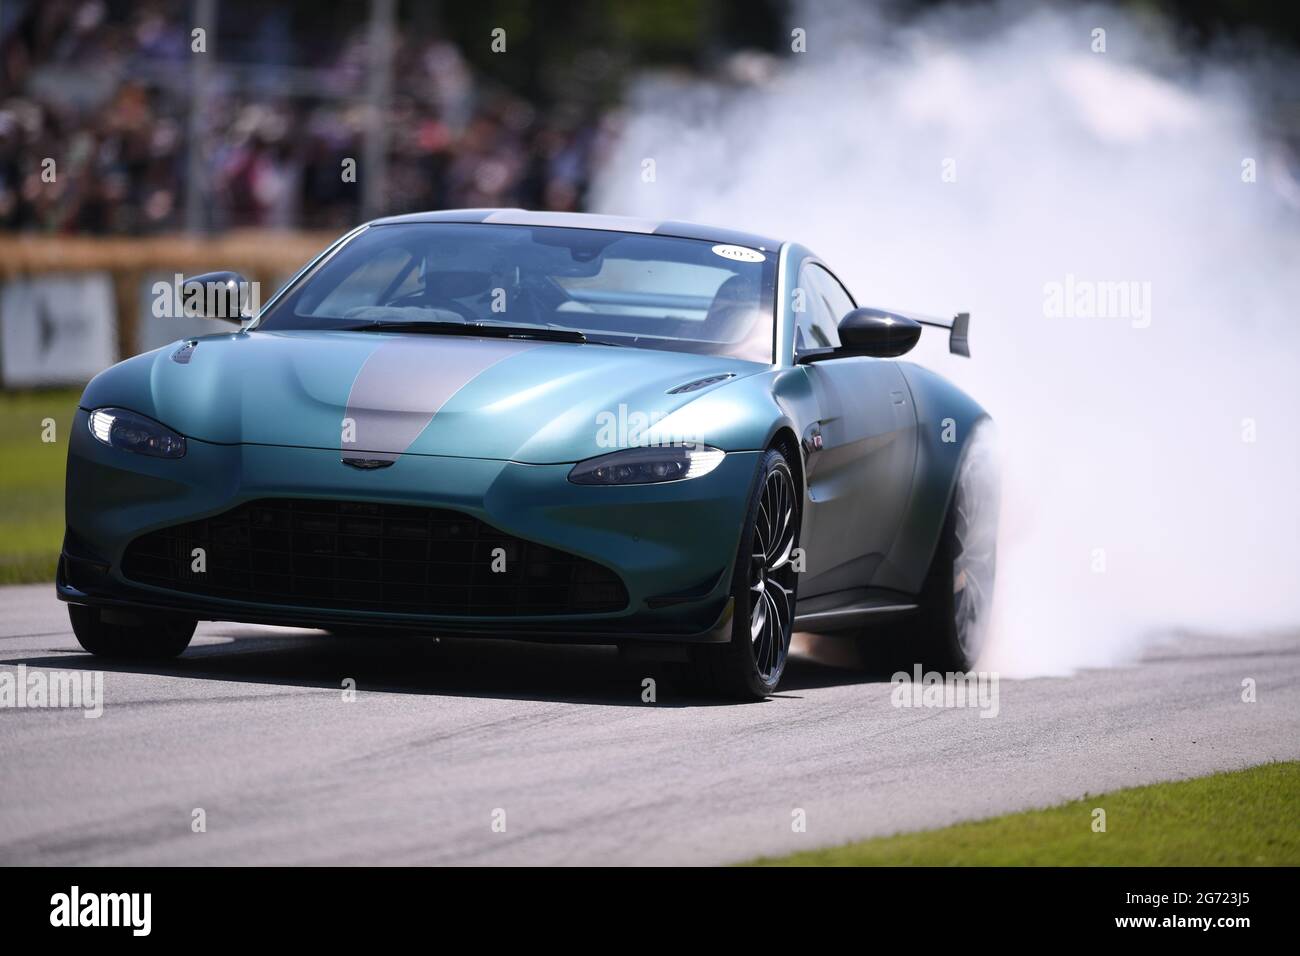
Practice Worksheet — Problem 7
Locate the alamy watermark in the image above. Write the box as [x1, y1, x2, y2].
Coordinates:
[151, 273, 261, 321]
[1043, 274, 1151, 328]
[595, 403, 706, 450]
[1, 665, 103, 718]
[50, 886, 150, 936]
[890, 664, 1000, 718]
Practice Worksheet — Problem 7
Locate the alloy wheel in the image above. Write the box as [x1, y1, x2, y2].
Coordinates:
[749, 464, 797, 682]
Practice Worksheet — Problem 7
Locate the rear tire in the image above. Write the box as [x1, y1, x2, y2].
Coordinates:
[68, 604, 196, 659]
[861, 423, 998, 673]
[692, 447, 800, 700]
[904, 507, 974, 672]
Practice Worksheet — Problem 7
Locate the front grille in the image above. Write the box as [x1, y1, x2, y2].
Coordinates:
[121, 498, 628, 616]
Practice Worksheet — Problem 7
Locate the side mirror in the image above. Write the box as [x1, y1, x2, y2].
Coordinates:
[180, 271, 256, 324]
[835, 308, 922, 358]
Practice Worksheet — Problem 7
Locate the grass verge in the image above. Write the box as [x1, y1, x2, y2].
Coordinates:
[0, 388, 81, 584]
[749, 761, 1300, 866]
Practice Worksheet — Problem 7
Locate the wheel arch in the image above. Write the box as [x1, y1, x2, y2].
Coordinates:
[765, 424, 805, 503]
[873, 363, 994, 595]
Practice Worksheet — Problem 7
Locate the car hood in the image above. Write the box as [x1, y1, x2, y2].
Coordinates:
[86, 329, 767, 463]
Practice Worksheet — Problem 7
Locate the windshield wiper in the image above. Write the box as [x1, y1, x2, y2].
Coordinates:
[339, 320, 588, 344]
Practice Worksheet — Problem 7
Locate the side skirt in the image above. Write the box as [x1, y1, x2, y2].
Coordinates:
[794, 589, 918, 631]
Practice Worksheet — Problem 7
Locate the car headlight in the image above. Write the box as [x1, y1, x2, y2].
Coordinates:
[88, 407, 187, 459]
[568, 444, 725, 485]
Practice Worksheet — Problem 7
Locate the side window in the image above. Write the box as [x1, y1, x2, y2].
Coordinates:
[794, 262, 853, 355]
[814, 265, 855, 324]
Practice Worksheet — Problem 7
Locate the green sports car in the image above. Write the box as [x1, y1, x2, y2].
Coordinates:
[58, 209, 998, 699]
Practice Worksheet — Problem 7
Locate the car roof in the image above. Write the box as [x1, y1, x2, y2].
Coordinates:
[367, 208, 785, 253]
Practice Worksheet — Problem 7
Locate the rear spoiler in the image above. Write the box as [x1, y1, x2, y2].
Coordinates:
[876, 308, 971, 357]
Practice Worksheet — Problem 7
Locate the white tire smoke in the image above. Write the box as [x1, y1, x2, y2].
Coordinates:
[592, 2, 1300, 676]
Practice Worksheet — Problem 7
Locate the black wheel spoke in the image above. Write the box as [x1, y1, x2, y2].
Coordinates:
[763, 591, 779, 674]
[766, 581, 792, 633]
[750, 588, 767, 640]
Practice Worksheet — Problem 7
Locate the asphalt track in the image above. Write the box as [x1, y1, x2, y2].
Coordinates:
[1, 582, 1296, 865]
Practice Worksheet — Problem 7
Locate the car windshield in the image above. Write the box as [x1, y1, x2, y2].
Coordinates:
[255, 222, 776, 363]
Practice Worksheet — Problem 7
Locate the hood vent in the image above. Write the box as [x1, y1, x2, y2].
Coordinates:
[666, 373, 735, 395]
[171, 340, 199, 364]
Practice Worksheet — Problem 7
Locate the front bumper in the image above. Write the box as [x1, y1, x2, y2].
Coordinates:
[60, 409, 758, 644]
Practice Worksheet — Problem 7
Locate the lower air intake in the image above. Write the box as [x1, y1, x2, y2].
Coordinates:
[121, 498, 628, 617]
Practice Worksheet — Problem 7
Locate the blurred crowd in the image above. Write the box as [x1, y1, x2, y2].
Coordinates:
[0, 1, 614, 234]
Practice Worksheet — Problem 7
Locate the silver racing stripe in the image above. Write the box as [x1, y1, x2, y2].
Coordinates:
[342, 336, 540, 458]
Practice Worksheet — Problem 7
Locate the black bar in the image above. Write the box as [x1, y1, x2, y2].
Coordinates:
[10, 867, 1286, 940]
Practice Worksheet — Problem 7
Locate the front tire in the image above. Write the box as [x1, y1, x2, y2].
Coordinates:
[68, 604, 196, 659]
[693, 447, 800, 699]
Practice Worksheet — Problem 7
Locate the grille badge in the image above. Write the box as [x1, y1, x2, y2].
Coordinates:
[342, 457, 395, 470]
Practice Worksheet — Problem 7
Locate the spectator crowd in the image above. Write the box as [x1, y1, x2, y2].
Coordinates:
[0, 0, 616, 234]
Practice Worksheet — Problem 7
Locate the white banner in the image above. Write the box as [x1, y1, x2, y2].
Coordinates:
[0, 273, 118, 387]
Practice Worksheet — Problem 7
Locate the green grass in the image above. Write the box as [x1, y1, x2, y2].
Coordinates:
[749, 761, 1300, 866]
[0, 389, 81, 584]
